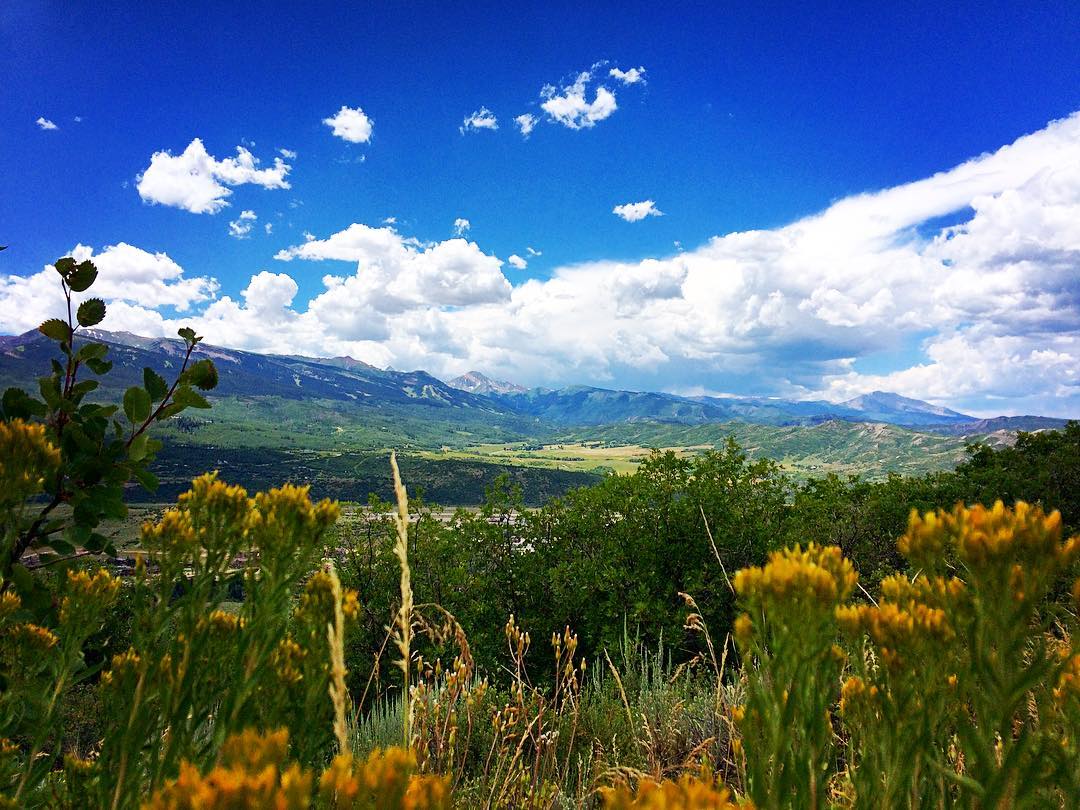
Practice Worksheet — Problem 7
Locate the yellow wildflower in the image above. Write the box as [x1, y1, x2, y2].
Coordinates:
[59, 568, 121, 625]
[0, 419, 61, 508]
[734, 544, 856, 607]
[601, 770, 745, 809]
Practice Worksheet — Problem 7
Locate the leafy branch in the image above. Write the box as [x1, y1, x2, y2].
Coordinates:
[0, 256, 218, 591]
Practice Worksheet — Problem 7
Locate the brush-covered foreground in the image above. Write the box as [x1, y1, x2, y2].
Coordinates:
[2, 417, 1078, 806]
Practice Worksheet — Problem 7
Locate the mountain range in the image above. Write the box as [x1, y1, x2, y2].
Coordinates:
[0, 330, 1069, 435]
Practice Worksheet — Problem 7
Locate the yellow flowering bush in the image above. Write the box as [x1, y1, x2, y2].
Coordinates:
[0, 419, 60, 514]
[721, 503, 1080, 807]
[601, 769, 749, 809]
[90, 476, 342, 807]
[144, 730, 449, 810]
[318, 747, 449, 809]
[143, 729, 312, 810]
[731, 545, 855, 810]
[832, 501, 1080, 808]
[0, 567, 120, 804]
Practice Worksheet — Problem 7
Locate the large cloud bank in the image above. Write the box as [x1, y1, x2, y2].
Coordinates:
[4, 113, 1080, 416]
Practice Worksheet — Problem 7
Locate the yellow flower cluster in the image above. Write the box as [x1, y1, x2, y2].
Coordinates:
[141, 509, 199, 556]
[1054, 654, 1080, 706]
[6, 622, 58, 651]
[838, 676, 879, 716]
[299, 571, 337, 616]
[837, 600, 952, 646]
[100, 648, 142, 689]
[272, 637, 306, 685]
[734, 544, 857, 607]
[733, 545, 857, 645]
[318, 748, 449, 809]
[878, 574, 965, 609]
[251, 484, 340, 556]
[59, 568, 121, 625]
[601, 771, 748, 809]
[179, 473, 255, 530]
[0, 592, 21, 622]
[901, 501, 1079, 570]
[342, 589, 361, 622]
[201, 609, 246, 636]
[142, 475, 340, 566]
[0, 419, 61, 508]
[143, 729, 311, 810]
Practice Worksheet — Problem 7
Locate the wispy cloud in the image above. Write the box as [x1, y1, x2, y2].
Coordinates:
[35, 117, 58, 130]
[228, 210, 258, 239]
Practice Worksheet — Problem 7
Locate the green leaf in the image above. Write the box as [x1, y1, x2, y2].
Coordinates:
[39, 376, 61, 409]
[67, 261, 98, 292]
[38, 318, 70, 342]
[2, 387, 46, 419]
[48, 537, 76, 555]
[177, 326, 197, 343]
[172, 385, 210, 409]
[54, 257, 76, 277]
[84, 533, 108, 553]
[76, 297, 106, 327]
[185, 358, 218, 390]
[155, 403, 184, 420]
[70, 379, 99, 400]
[86, 358, 113, 375]
[75, 342, 108, 362]
[128, 433, 150, 461]
[143, 367, 168, 401]
[123, 386, 152, 423]
[131, 466, 159, 493]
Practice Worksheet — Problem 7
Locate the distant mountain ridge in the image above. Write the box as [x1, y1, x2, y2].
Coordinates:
[0, 329, 499, 413]
[447, 371, 527, 395]
[0, 329, 1070, 433]
[838, 390, 970, 422]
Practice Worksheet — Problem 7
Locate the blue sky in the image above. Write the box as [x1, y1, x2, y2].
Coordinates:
[2, 2, 1080, 416]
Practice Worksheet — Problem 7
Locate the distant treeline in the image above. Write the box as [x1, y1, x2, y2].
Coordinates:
[140, 442, 603, 506]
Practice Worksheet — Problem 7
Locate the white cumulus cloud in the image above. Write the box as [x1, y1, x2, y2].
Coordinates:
[613, 200, 663, 221]
[136, 139, 291, 214]
[609, 66, 646, 85]
[540, 68, 618, 129]
[323, 106, 374, 143]
[460, 107, 498, 134]
[453, 218, 471, 236]
[0, 243, 218, 335]
[508, 254, 527, 270]
[514, 113, 538, 137]
[35, 117, 58, 130]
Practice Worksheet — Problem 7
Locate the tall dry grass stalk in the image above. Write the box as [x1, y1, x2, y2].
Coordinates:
[325, 560, 349, 753]
[390, 451, 415, 749]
